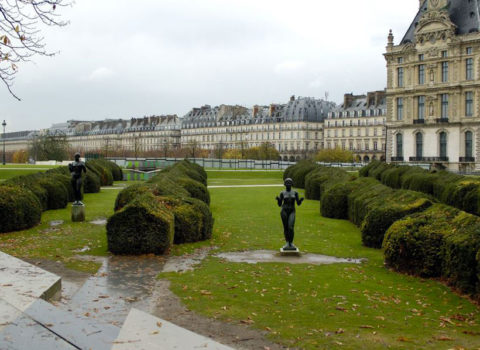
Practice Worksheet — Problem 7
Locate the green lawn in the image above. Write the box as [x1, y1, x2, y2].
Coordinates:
[163, 173, 480, 350]
[207, 170, 284, 186]
[0, 164, 59, 180]
[0, 187, 120, 273]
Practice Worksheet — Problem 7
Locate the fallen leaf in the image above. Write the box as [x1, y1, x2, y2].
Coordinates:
[156, 322, 162, 328]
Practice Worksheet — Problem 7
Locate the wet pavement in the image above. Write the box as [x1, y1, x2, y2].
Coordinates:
[215, 250, 365, 265]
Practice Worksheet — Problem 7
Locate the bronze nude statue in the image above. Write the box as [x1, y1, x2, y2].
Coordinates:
[69, 153, 87, 205]
[276, 178, 304, 251]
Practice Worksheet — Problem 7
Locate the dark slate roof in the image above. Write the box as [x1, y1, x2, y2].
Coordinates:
[401, 0, 480, 44]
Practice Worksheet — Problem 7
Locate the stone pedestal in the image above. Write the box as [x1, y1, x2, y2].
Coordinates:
[72, 204, 86, 222]
[280, 247, 300, 256]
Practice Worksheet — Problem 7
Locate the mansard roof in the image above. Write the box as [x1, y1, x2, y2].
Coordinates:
[402, 0, 480, 44]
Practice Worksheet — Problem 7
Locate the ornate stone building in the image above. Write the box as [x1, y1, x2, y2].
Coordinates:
[181, 96, 335, 161]
[385, 0, 480, 171]
[324, 91, 387, 162]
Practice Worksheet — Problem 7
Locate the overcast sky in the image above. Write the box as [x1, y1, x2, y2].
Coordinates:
[1, 0, 419, 132]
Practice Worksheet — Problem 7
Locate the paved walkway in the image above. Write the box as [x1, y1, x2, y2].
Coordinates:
[208, 184, 283, 188]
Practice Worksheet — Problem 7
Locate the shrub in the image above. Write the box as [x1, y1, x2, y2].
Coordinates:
[37, 177, 68, 210]
[107, 192, 174, 255]
[381, 166, 412, 189]
[5, 175, 49, 210]
[283, 160, 318, 189]
[320, 182, 356, 219]
[383, 205, 459, 277]
[0, 185, 42, 233]
[173, 201, 204, 244]
[176, 177, 210, 205]
[304, 167, 351, 200]
[86, 161, 113, 186]
[91, 159, 123, 181]
[360, 192, 432, 248]
[359, 160, 381, 177]
[182, 196, 214, 240]
[383, 204, 480, 294]
[84, 171, 101, 193]
[401, 172, 437, 195]
[369, 162, 393, 181]
[49, 174, 75, 202]
[147, 175, 190, 198]
[161, 160, 207, 186]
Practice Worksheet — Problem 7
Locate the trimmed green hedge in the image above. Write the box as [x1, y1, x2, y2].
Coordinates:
[384, 205, 480, 294]
[107, 192, 175, 255]
[90, 159, 123, 181]
[84, 171, 101, 194]
[37, 178, 68, 210]
[110, 160, 213, 254]
[305, 167, 353, 200]
[0, 186, 42, 233]
[361, 161, 480, 217]
[283, 160, 318, 189]
[86, 161, 113, 186]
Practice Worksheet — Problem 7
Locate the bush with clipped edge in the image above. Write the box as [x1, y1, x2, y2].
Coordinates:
[107, 192, 174, 255]
[0, 185, 42, 233]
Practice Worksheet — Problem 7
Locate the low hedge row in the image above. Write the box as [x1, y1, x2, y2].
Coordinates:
[283, 160, 319, 189]
[361, 161, 480, 216]
[319, 176, 433, 248]
[0, 159, 121, 234]
[107, 160, 213, 255]
[305, 167, 353, 200]
[384, 204, 480, 294]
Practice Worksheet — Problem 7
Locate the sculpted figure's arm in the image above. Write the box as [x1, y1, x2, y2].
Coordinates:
[295, 192, 304, 206]
[275, 192, 283, 207]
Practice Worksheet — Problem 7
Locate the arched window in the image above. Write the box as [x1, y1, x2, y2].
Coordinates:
[439, 132, 447, 158]
[416, 132, 423, 158]
[396, 133, 403, 157]
[465, 131, 473, 158]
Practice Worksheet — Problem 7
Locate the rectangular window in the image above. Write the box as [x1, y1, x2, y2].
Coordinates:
[418, 65, 425, 84]
[466, 91, 474, 117]
[374, 141, 378, 151]
[442, 50, 448, 58]
[397, 57, 404, 64]
[442, 62, 448, 82]
[397, 98, 404, 121]
[441, 94, 449, 118]
[397, 67, 404, 87]
[466, 58, 474, 80]
[418, 96, 425, 120]
[467, 47, 473, 55]
[419, 54, 424, 61]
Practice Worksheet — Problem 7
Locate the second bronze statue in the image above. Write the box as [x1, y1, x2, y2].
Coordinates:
[69, 153, 87, 205]
[276, 178, 304, 251]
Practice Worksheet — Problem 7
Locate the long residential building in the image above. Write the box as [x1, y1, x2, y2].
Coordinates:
[324, 91, 387, 163]
[385, 0, 480, 171]
[181, 96, 335, 161]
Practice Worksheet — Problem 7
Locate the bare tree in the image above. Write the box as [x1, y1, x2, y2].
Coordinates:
[0, 0, 71, 100]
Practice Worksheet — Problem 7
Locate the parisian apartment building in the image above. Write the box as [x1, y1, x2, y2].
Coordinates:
[385, 0, 480, 172]
[324, 91, 387, 163]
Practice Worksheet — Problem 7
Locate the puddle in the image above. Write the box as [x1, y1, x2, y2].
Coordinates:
[49, 220, 64, 227]
[90, 218, 107, 226]
[215, 250, 365, 265]
[162, 247, 215, 273]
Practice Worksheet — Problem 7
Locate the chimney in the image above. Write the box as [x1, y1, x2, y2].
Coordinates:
[344, 93, 354, 108]
[290, 95, 295, 102]
[253, 105, 260, 117]
[269, 104, 276, 117]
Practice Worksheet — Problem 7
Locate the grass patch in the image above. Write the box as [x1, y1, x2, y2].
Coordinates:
[163, 173, 480, 350]
[207, 170, 283, 186]
[0, 187, 121, 273]
[0, 167, 53, 180]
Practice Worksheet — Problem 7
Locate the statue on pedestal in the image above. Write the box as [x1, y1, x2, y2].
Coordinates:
[276, 178, 304, 252]
[69, 153, 87, 205]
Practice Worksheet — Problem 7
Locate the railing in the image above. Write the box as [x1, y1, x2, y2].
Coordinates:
[435, 118, 449, 123]
[391, 157, 404, 161]
[459, 157, 475, 163]
[413, 119, 425, 124]
[409, 157, 449, 162]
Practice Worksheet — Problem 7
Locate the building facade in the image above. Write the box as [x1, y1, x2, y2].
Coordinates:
[385, 0, 480, 171]
[324, 91, 387, 162]
[181, 96, 335, 161]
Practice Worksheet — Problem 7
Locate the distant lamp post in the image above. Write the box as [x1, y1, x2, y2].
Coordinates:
[2, 120, 6, 165]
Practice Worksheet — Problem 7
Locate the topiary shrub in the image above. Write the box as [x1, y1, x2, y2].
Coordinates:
[477, 249, 480, 293]
[305, 167, 352, 200]
[401, 172, 437, 195]
[84, 171, 101, 193]
[86, 161, 113, 186]
[369, 162, 393, 181]
[0, 185, 42, 233]
[182, 196, 214, 240]
[49, 174, 75, 202]
[320, 183, 352, 219]
[161, 161, 207, 186]
[442, 210, 480, 294]
[176, 177, 210, 205]
[173, 201, 204, 244]
[92, 159, 123, 181]
[290, 160, 318, 189]
[360, 192, 432, 248]
[380, 166, 412, 189]
[383, 205, 459, 277]
[107, 192, 174, 255]
[37, 177, 68, 210]
[147, 174, 190, 198]
[5, 175, 49, 210]
[359, 160, 382, 177]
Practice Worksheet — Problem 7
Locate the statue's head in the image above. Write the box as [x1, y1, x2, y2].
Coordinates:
[74, 152, 81, 161]
[284, 178, 293, 187]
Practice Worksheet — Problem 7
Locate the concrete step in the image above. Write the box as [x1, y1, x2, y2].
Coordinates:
[112, 308, 234, 350]
[0, 251, 61, 311]
[0, 299, 76, 350]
